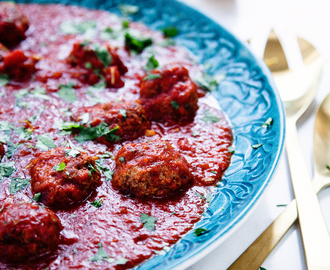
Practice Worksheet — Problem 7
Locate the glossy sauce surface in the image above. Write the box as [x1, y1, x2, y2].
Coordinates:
[0, 4, 232, 269]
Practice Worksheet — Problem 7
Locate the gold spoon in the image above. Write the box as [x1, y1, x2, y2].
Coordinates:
[228, 31, 329, 270]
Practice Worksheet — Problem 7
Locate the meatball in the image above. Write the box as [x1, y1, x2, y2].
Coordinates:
[0, 49, 39, 81]
[140, 65, 199, 124]
[73, 101, 150, 143]
[0, 202, 63, 263]
[0, 2, 29, 47]
[30, 147, 102, 209]
[0, 142, 4, 160]
[67, 41, 127, 87]
[112, 139, 192, 198]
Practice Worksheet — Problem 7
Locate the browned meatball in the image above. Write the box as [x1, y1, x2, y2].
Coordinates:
[73, 101, 150, 143]
[0, 2, 29, 47]
[67, 41, 127, 87]
[140, 65, 199, 124]
[0, 202, 63, 263]
[112, 139, 192, 198]
[30, 147, 102, 209]
[0, 49, 39, 81]
[0, 142, 4, 160]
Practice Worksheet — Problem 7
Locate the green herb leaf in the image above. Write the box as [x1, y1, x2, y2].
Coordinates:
[262, 117, 273, 128]
[90, 242, 112, 262]
[0, 121, 14, 134]
[195, 192, 205, 200]
[14, 88, 29, 99]
[90, 43, 112, 67]
[10, 177, 30, 194]
[201, 110, 220, 123]
[195, 73, 225, 92]
[122, 20, 130, 29]
[119, 156, 125, 163]
[171, 101, 179, 110]
[192, 130, 200, 137]
[115, 257, 128, 265]
[60, 20, 97, 35]
[0, 162, 16, 180]
[88, 81, 106, 91]
[0, 74, 9, 87]
[194, 228, 210, 237]
[162, 26, 178, 37]
[252, 143, 263, 149]
[32, 192, 41, 202]
[31, 86, 50, 100]
[125, 32, 152, 54]
[36, 134, 56, 150]
[91, 198, 102, 208]
[0, 134, 9, 143]
[57, 83, 78, 103]
[65, 149, 81, 158]
[53, 162, 66, 172]
[140, 213, 157, 231]
[228, 145, 235, 153]
[6, 141, 20, 158]
[15, 126, 32, 140]
[143, 73, 162, 81]
[119, 109, 127, 119]
[206, 193, 213, 203]
[145, 55, 159, 71]
[118, 4, 139, 16]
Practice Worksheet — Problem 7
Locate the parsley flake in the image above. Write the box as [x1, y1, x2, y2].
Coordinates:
[195, 73, 225, 92]
[90, 43, 112, 67]
[262, 117, 273, 128]
[119, 156, 125, 163]
[91, 198, 102, 208]
[143, 73, 162, 81]
[162, 26, 178, 38]
[65, 149, 81, 158]
[125, 32, 152, 54]
[194, 228, 210, 236]
[201, 110, 220, 123]
[60, 20, 97, 35]
[0, 74, 9, 87]
[35, 134, 56, 150]
[252, 143, 263, 149]
[119, 109, 127, 119]
[10, 177, 30, 194]
[6, 141, 21, 158]
[115, 257, 128, 265]
[145, 55, 159, 71]
[53, 162, 66, 172]
[32, 192, 41, 202]
[0, 162, 16, 180]
[90, 242, 112, 263]
[140, 213, 157, 231]
[171, 101, 179, 110]
[57, 83, 78, 103]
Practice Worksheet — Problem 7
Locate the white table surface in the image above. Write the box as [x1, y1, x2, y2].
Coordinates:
[178, 0, 330, 269]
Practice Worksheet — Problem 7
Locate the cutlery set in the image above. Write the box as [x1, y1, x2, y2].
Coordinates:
[230, 30, 330, 270]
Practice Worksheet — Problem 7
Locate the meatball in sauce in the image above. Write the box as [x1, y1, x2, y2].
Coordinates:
[112, 139, 192, 198]
[0, 202, 63, 263]
[30, 147, 101, 209]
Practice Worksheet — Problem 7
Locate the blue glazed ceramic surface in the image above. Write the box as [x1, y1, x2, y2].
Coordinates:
[13, 0, 285, 269]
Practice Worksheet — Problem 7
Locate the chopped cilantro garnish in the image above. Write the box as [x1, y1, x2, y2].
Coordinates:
[0, 121, 14, 134]
[10, 177, 30, 194]
[31, 86, 49, 100]
[262, 117, 273, 128]
[171, 101, 179, 110]
[276, 204, 287, 207]
[88, 81, 106, 91]
[145, 55, 159, 71]
[252, 143, 263, 149]
[228, 145, 235, 153]
[53, 162, 66, 172]
[119, 109, 127, 119]
[32, 192, 41, 202]
[201, 110, 220, 123]
[192, 130, 200, 137]
[85, 62, 92, 69]
[122, 20, 130, 29]
[95, 152, 113, 181]
[143, 73, 162, 81]
[162, 26, 178, 37]
[210, 170, 217, 175]
[35, 134, 56, 150]
[115, 258, 128, 265]
[118, 4, 139, 16]
[15, 126, 32, 140]
[194, 228, 210, 236]
[195, 192, 205, 200]
[119, 156, 125, 163]
[14, 88, 29, 99]
[65, 149, 81, 158]
[140, 213, 157, 231]
[90, 242, 112, 263]
[80, 113, 90, 125]
[195, 73, 225, 92]
[125, 32, 152, 54]
[0, 162, 15, 180]
[0, 74, 9, 87]
[60, 20, 97, 35]
[91, 198, 102, 208]
[206, 193, 213, 203]
[6, 141, 20, 158]
[90, 43, 112, 67]
[57, 83, 78, 103]
[0, 134, 9, 143]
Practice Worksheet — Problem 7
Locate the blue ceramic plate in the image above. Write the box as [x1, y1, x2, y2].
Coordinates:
[14, 0, 285, 269]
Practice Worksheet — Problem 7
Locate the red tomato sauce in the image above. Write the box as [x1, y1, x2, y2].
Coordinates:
[0, 4, 232, 270]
